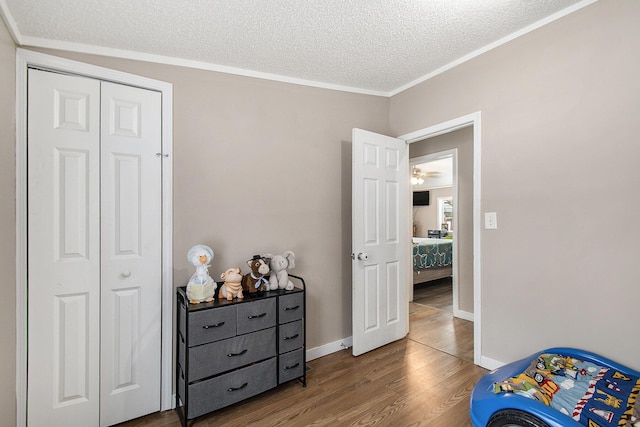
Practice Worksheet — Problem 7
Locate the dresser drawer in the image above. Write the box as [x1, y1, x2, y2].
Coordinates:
[278, 320, 303, 354]
[188, 327, 276, 382]
[188, 305, 236, 346]
[187, 357, 277, 419]
[279, 348, 304, 384]
[237, 298, 276, 334]
[278, 292, 304, 324]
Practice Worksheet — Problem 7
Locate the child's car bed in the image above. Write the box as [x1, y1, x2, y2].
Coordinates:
[412, 237, 452, 284]
[470, 347, 640, 427]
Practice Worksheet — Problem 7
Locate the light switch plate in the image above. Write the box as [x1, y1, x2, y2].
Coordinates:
[485, 212, 497, 229]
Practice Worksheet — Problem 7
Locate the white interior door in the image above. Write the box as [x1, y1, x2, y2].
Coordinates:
[352, 128, 409, 356]
[27, 69, 102, 426]
[100, 82, 162, 426]
[27, 69, 162, 427]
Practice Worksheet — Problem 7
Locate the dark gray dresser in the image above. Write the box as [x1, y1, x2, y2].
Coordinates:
[176, 275, 306, 426]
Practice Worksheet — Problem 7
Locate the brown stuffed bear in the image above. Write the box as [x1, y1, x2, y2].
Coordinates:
[242, 255, 270, 294]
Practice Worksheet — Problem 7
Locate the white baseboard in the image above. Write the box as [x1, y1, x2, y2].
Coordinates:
[453, 309, 474, 322]
[478, 354, 504, 371]
[306, 336, 353, 361]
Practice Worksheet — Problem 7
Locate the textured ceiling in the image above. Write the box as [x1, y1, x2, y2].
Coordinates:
[2, 0, 591, 95]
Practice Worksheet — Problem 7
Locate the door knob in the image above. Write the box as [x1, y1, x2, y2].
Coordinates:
[122, 271, 132, 278]
[352, 252, 368, 261]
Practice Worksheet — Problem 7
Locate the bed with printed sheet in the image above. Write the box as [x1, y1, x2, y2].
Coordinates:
[412, 237, 452, 284]
[470, 348, 640, 427]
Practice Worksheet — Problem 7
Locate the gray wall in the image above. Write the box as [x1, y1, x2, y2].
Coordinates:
[392, 0, 640, 368]
[0, 16, 16, 424]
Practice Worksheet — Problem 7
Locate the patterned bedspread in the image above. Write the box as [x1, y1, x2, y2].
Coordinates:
[494, 353, 640, 426]
[412, 238, 452, 272]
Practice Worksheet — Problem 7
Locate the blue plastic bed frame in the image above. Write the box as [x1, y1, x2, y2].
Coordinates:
[470, 347, 640, 427]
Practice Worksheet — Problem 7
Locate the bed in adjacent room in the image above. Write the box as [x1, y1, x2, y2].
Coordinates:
[412, 237, 453, 285]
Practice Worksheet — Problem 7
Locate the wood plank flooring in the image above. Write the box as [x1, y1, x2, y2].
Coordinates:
[118, 278, 483, 426]
[410, 278, 474, 363]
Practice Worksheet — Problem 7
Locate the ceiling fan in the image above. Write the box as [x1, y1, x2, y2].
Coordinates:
[411, 166, 441, 185]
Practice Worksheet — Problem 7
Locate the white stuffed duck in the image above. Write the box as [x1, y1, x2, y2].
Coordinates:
[186, 244, 216, 304]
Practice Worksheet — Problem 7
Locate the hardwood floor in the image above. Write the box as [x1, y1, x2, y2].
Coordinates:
[410, 277, 474, 363]
[119, 278, 484, 426]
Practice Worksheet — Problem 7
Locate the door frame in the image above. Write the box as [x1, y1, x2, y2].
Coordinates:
[398, 111, 482, 366]
[15, 49, 174, 426]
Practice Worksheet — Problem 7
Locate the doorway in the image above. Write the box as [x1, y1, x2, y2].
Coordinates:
[409, 151, 458, 310]
[408, 147, 474, 361]
[399, 112, 482, 366]
[15, 49, 174, 426]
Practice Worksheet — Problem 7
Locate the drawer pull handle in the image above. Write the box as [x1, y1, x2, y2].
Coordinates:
[227, 382, 248, 392]
[284, 333, 299, 340]
[248, 313, 267, 319]
[284, 362, 300, 370]
[227, 349, 248, 357]
[203, 322, 225, 329]
[284, 305, 300, 311]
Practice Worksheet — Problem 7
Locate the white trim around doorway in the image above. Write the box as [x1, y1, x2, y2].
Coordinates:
[15, 49, 174, 426]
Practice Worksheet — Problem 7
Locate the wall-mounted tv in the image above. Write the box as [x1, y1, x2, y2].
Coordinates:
[413, 190, 430, 206]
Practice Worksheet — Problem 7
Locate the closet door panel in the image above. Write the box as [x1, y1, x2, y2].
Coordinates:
[100, 82, 162, 426]
[111, 153, 142, 255]
[28, 69, 101, 427]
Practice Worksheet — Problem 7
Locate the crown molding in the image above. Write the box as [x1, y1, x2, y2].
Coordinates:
[0, 0, 22, 44]
[389, 0, 599, 96]
[4, 0, 599, 98]
[19, 34, 389, 97]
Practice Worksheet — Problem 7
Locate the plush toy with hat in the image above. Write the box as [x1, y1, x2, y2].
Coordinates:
[186, 244, 216, 304]
[241, 255, 271, 294]
[264, 250, 295, 290]
[219, 267, 244, 301]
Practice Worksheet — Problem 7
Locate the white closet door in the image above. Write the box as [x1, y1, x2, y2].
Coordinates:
[27, 69, 102, 426]
[27, 70, 163, 427]
[99, 82, 162, 426]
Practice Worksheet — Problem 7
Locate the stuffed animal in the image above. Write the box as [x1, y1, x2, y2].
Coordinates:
[219, 267, 244, 301]
[186, 244, 216, 304]
[264, 250, 295, 290]
[242, 255, 271, 294]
